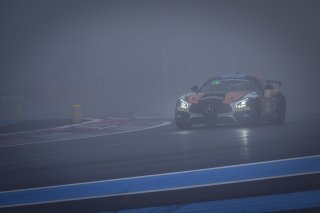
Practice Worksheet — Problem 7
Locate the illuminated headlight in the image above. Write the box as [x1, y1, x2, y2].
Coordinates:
[179, 99, 189, 109]
[235, 98, 250, 110]
[177, 98, 189, 111]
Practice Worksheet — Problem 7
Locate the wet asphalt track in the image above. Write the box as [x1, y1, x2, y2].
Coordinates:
[0, 114, 320, 212]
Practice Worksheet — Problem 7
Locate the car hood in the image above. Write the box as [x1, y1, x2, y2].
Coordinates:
[184, 90, 257, 104]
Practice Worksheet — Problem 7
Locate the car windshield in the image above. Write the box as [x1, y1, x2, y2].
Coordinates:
[199, 78, 259, 92]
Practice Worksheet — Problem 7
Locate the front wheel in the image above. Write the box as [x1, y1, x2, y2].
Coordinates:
[175, 119, 192, 129]
[250, 98, 261, 125]
[175, 113, 192, 129]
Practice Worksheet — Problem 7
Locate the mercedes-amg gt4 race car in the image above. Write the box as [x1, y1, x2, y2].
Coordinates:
[175, 73, 286, 129]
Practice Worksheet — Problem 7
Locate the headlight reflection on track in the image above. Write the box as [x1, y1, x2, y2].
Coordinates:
[237, 128, 251, 159]
[174, 130, 193, 148]
[175, 130, 192, 135]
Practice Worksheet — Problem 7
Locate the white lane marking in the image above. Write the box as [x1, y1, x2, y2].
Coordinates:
[133, 113, 173, 119]
[1, 154, 319, 193]
[0, 118, 98, 136]
[3, 172, 319, 208]
[44, 119, 100, 130]
[30, 132, 72, 138]
[85, 125, 118, 130]
[1, 155, 319, 208]
[0, 121, 171, 148]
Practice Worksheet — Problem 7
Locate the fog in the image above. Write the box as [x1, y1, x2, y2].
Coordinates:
[1, 0, 320, 119]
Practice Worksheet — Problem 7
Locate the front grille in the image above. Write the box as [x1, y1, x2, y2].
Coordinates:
[189, 100, 232, 114]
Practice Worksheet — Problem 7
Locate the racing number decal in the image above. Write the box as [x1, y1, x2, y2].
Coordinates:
[211, 80, 221, 85]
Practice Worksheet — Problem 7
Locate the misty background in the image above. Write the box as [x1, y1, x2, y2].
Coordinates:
[1, 0, 320, 119]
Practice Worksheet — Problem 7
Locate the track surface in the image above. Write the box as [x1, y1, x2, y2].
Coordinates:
[0, 114, 320, 212]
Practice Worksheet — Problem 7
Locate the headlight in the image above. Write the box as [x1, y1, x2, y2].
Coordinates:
[177, 98, 189, 111]
[179, 99, 189, 109]
[235, 98, 249, 109]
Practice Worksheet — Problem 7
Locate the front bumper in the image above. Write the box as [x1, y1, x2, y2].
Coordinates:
[175, 104, 257, 125]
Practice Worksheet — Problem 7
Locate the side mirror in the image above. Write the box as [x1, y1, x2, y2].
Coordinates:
[191, 85, 199, 92]
[265, 84, 274, 90]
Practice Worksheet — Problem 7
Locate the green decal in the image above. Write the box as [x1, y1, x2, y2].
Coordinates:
[211, 80, 221, 85]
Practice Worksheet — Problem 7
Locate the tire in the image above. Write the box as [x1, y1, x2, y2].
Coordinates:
[175, 119, 192, 129]
[175, 113, 192, 129]
[249, 98, 261, 125]
[273, 95, 286, 124]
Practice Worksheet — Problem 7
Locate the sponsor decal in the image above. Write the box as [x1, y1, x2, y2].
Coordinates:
[244, 91, 259, 98]
[264, 90, 278, 114]
[186, 93, 205, 104]
[223, 91, 250, 104]
[211, 79, 221, 85]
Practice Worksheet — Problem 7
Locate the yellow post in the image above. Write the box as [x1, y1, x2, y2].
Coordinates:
[73, 104, 81, 123]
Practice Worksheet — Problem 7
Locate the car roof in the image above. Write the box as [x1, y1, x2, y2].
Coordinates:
[214, 73, 258, 81]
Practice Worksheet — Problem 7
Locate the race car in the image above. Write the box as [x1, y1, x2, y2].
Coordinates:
[175, 73, 286, 129]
